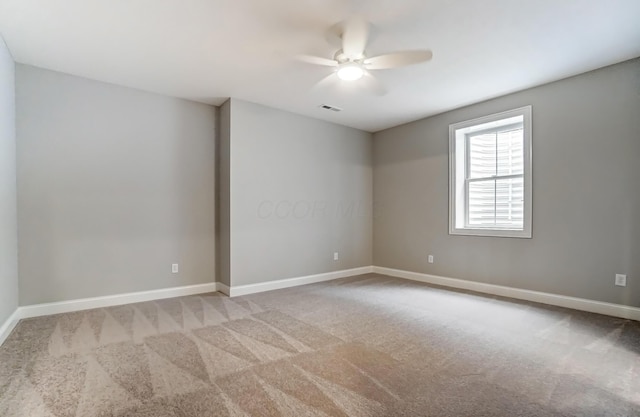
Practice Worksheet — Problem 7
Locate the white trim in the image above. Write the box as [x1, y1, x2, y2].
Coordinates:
[373, 266, 640, 321]
[4, 265, 636, 347]
[226, 266, 374, 297]
[0, 309, 21, 347]
[1, 282, 222, 346]
[449, 105, 533, 239]
[0, 268, 376, 345]
[16, 282, 220, 320]
[217, 282, 231, 296]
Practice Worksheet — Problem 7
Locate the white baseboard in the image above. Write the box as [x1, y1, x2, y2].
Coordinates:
[373, 266, 640, 321]
[4, 265, 636, 347]
[217, 282, 231, 296]
[1, 282, 221, 346]
[0, 309, 21, 347]
[17, 282, 220, 320]
[1, 268, 376, 345]
[226, 266, 374, 297]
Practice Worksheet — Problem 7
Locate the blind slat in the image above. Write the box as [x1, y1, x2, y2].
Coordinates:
[467, 125, 525, 228]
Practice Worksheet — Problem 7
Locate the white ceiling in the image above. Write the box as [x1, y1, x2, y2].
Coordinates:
[1, 0, 639, 132]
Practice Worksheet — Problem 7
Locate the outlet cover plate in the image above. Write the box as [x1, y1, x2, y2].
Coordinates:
[615, 274, 626, 287]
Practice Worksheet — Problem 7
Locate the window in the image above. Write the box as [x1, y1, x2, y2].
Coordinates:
[449, 106, 532, 238]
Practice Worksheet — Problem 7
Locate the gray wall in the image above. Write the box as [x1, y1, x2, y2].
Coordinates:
[217, 100, 231, 287]
[373, 58, 640, 307]
[16, 65, 217, 305]
[0, 37, 18, 324]
[228, 99, 372, 287]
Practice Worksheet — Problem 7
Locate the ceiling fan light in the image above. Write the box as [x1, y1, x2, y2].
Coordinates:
[337, 63, 364, 81]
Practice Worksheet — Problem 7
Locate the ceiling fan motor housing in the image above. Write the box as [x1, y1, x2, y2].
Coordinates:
[334, 49, 366, 64]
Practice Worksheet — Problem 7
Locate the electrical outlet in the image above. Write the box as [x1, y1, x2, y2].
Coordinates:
[428, 255, 434, 264]
[172, 263, 179, 274]
[333, 252, 339, 261]
[615, 274, 626, 287]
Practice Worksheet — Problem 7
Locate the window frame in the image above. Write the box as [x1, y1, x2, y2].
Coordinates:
[448, 106, 532, 238]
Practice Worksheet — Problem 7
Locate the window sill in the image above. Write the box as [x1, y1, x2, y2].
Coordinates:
[449, 227, 532, 239]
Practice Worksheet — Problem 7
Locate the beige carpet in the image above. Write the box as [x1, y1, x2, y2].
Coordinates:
[1, 273, 639, 417]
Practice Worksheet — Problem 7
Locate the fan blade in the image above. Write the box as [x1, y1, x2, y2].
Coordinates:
[342, 16, 369, 59]
[296, 55, 338, 67]
[364, 50, 432, 70]
[361, 72, 387, 96]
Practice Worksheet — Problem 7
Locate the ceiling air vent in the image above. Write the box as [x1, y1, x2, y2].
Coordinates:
[319, 104, 342, 112]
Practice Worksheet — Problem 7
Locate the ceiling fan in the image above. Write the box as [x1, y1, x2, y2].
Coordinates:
[297, 16, 433, 95]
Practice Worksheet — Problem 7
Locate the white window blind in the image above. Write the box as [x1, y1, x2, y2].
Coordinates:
[466, 123, 524, 228]
[449, 106, 532, 238]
